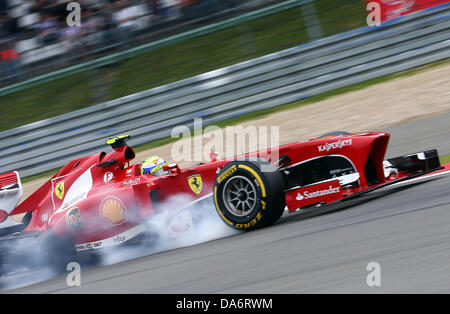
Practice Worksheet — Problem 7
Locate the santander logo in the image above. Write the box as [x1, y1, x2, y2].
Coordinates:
[296, 185, 341, 200]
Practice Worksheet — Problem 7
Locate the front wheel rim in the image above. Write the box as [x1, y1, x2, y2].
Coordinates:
[222, 175, 258, 217]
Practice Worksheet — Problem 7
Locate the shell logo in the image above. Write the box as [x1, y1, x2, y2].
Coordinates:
[100, 196, 126, 225]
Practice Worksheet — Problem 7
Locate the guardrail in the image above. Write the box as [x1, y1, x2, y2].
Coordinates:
[1, 3, 449, 178]
[0, 0, 308, 97]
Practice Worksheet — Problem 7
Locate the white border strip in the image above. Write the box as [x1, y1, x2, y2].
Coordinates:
[75, 224, 146, 252]
[388, 169, 450, 188]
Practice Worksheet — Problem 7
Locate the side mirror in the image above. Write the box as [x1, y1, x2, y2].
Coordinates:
[164, 163, 180, 174]
[209, 151, 219, 162]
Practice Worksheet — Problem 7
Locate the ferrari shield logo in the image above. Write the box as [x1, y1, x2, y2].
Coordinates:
[188, 175, 203, 195]
[55, 181, 65, 200]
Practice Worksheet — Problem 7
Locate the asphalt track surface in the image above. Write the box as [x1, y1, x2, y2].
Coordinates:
[6, 111, 450, 293]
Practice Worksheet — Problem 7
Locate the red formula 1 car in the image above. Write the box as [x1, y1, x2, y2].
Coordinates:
[0, 132, 449, 275]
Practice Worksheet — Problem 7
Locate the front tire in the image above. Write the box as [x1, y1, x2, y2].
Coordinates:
[213, 158, 286, 231]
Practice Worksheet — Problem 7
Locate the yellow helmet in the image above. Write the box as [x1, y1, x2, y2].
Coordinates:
[141, 156, 168, 176]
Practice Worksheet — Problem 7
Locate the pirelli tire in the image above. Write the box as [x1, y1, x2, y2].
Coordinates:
[213, 158, 286, 231]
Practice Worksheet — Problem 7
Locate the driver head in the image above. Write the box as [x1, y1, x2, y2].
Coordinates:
[141, 156, 168, 176]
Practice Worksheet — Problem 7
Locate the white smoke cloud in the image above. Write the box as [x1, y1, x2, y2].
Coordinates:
[0, 235, 63, 291]
[0, 193, 238, 291]
[99, 193, 239, 265]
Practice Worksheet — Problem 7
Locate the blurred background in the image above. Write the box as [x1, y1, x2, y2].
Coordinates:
[0, 0, 368, 131]
[0, 0, 448, 178]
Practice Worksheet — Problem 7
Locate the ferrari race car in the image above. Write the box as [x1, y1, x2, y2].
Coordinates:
[1, 132, 449, 276]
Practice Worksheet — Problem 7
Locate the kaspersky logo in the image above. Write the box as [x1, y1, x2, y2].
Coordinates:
[318, 139, 352, 152]
[296, 185, 341, 200]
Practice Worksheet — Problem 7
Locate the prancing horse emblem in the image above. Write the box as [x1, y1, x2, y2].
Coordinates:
[188, 175, 203, 195]
[55, 181, 65, 200]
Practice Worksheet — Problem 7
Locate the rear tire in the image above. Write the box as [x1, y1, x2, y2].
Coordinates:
[213, 158, 286, 231]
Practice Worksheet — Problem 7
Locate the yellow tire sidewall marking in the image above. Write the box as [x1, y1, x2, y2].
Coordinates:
[214, 186, 233, 226]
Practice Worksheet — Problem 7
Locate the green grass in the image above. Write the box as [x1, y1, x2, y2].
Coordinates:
[0, 0, 366, 132]
[440, 154, 450, 165]
[22, 169, 59, 184]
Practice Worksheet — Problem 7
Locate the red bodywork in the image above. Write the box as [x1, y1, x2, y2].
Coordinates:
[365, 0, 448, 22]
[5, 132, 445, 249]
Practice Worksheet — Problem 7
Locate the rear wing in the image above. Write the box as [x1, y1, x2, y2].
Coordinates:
[0, 171, 24, 231]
